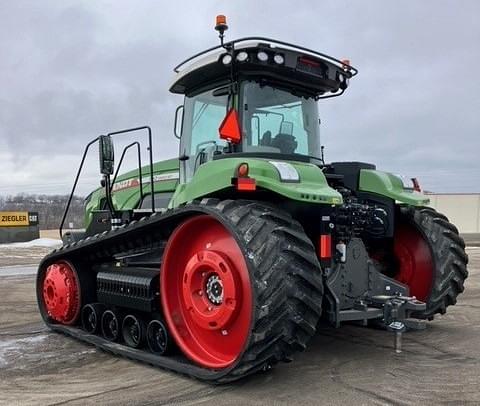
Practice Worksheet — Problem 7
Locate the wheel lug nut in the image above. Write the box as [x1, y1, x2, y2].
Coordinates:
[222, 330, 228, 335]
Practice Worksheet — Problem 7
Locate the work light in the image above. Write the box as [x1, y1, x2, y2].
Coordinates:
[236, 51, 248, 62]
[257, 51, 268, 62]
[221, 54, 232, 65]
[273, 54, 284, 64]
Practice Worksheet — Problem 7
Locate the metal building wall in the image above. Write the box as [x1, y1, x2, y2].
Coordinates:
[427, 194, 480, 238]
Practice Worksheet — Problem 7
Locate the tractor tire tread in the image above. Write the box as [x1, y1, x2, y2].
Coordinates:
[196, 199, 323, 382]
[399, 205, 468, 319]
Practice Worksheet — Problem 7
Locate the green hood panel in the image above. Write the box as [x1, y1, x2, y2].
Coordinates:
[171, 158, 343, 207]
[359, 169, 430, 206]
[85, 158, 179, 226]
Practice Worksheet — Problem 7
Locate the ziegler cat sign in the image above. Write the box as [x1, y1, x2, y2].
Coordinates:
[0, 211, 38, 227]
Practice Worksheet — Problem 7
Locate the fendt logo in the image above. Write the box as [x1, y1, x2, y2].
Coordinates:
[111, 172, 180, 192]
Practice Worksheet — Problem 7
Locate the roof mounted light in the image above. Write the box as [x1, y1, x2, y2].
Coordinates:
[273, 54, 284, 64]
[215, 15, 228, 46]
[257, 51, 268, 62]
[236, 51, 248, 62]
[341, 59, 352, 71]
[221, 54, 232, 65]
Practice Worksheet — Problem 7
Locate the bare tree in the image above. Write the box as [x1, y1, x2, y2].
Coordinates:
[0, 194, 84, 229]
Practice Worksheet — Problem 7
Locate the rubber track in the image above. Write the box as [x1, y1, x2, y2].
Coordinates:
[399, 205, 469, 319]
[37, 199, 323, 383]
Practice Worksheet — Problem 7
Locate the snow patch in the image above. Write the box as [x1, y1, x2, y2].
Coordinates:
[0, 238, 62, 248]
[0, 335, 48, 367]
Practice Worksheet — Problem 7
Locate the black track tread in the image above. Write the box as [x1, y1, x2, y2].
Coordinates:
[399, 205, 469, 319]
[36, 199, 323, 383]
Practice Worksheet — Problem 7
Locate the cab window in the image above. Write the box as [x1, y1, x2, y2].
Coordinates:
[181, 89, 228, 180]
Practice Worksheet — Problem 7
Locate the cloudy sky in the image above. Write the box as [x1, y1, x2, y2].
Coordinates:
[0, 0, 479, 196]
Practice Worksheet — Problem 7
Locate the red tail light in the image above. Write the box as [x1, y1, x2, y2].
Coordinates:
[411, 178, 421, 192]
[236, 177, 256, 191]
[319, 234, 332, 259]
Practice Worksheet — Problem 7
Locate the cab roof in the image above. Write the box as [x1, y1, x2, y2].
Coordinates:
[169, 37, 358, 99]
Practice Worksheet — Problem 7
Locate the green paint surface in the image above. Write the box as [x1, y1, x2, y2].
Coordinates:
[359, 169, 430, 205]
[170, 158, 343, 207]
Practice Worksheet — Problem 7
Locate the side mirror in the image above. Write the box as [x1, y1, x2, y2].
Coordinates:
[99, 135, 114, 175]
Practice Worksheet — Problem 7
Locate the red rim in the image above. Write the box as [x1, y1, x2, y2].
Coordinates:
[161, 215, 252, 369]
[41, 261, 81, 325]
[393, 222, 434, 301]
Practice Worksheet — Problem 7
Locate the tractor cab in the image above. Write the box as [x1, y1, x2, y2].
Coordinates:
[171, 25, 357, 183]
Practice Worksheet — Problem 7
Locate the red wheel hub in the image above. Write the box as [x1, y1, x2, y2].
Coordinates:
[42, 261, 80, 325]
[394, 222, 434, 301]
[161, 215, 252, 369]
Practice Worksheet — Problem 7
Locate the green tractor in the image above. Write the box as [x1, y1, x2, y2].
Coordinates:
[36, 17, 468, 382]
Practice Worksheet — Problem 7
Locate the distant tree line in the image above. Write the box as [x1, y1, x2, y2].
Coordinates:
[0, 194, 85, 229]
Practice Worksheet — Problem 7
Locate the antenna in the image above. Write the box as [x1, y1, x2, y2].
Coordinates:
[215, 15, 228, 47]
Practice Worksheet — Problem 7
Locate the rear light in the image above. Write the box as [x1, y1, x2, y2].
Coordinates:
[298, 56, 321, 67]
[341, 59, 351, 71]
[318, 234, 332, 259]
[411, 178, 421, 192]
[232, 162, 256, 191]
[236, 163, 249, 177]
[236, 177, 256, 191]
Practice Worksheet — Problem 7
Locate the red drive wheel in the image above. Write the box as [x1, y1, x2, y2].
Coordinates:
[161, 215, 252, 369]
[393, 222, 434, 302]
[40, 261, 81, 325]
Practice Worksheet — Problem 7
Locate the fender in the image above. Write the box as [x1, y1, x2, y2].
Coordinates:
[359, 169, 430, 206]
[170, 158, 343, 208]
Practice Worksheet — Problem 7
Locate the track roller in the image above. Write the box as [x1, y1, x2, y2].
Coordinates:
[122, 315, 146, 348]
[101, 309, 122, 341]
[81, 303, 106, 334]
[147, 319, 172, 355]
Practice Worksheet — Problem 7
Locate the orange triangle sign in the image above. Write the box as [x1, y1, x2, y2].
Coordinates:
[219, 108, 241, 144]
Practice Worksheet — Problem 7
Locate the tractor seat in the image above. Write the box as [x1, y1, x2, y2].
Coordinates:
[260, 130, 272, 146]
[271, 133, 298, 154]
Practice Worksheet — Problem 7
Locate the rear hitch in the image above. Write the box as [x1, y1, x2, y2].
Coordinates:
[368, 294, 427, 353]
[388, 321, 406, 353]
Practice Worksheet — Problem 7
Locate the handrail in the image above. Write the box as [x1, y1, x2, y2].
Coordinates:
[59, 126, 155, 240]
[107, 126, 155, 214]
[59, 136, 99, 239]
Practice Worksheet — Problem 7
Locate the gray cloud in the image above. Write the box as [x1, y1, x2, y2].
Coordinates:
[0, 0, 478, 195]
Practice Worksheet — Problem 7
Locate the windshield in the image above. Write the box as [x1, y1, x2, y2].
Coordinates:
[241, 81, 321, 158]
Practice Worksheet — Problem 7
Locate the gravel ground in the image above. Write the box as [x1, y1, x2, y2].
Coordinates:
[0, 246, 478, 406]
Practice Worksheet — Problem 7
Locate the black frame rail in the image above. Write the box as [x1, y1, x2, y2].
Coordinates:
[59, 126, 155, 239]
